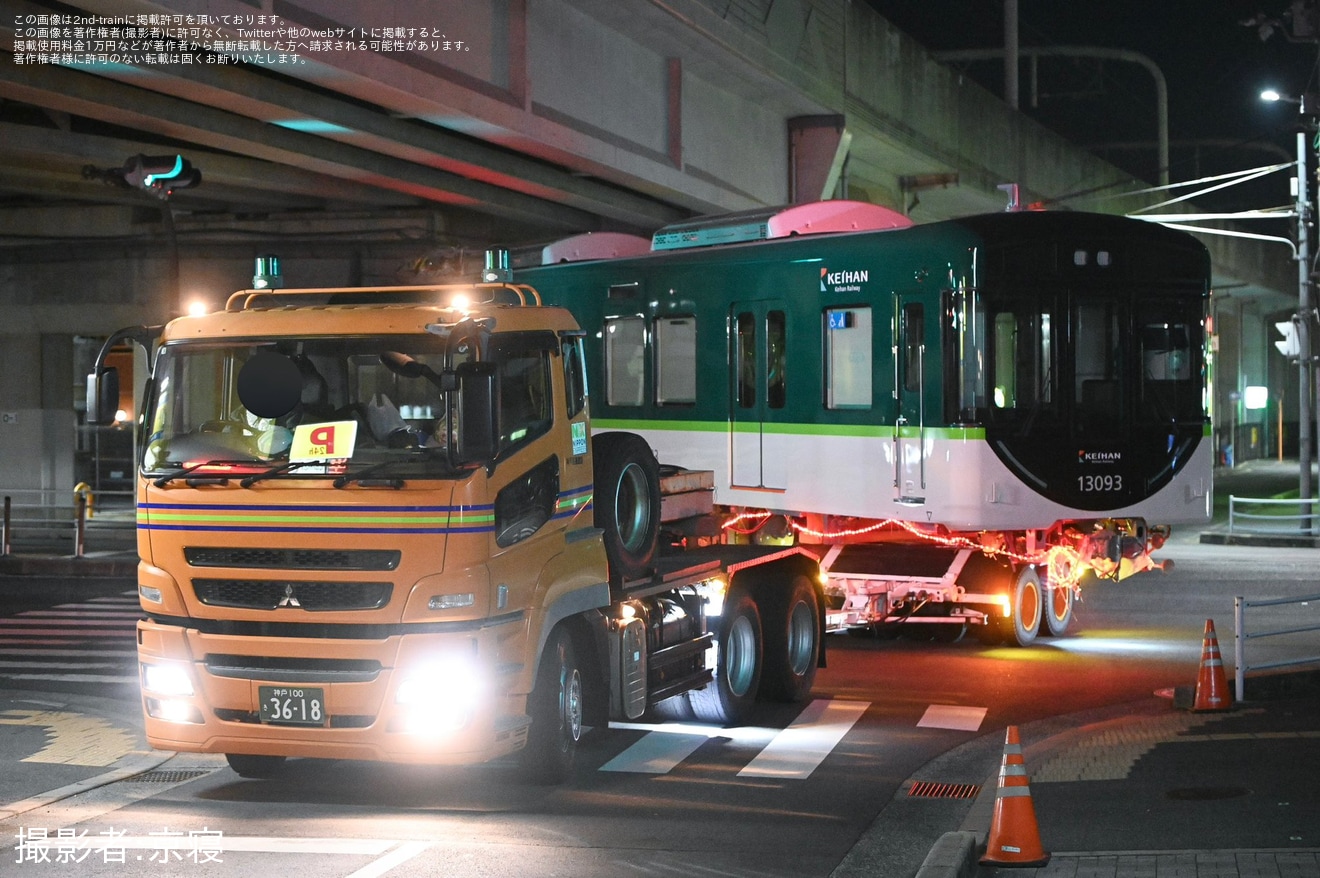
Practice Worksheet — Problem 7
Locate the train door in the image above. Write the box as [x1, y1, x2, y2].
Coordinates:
[893, 292, 935, 504]
[730, 301, 788, 490]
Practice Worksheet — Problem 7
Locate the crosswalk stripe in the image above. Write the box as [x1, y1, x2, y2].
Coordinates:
[3, 673, 137, 684]
[0, 648, 137, 656]
[15, 609, 143, 615]
[917, 704, 988, 731]
[0, 659, 120, 666]
[599, 730, 710, 774]
[0, 629, 132, 637]
[737, 699, 869, 780]
[1, 618, 138, 626]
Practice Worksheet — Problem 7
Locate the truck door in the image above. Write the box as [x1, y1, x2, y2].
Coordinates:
[730, 301, 788, 491]
[893, 293, 935, 504]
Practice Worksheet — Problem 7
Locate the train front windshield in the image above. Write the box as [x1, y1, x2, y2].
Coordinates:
[951, 289, 1205, 437]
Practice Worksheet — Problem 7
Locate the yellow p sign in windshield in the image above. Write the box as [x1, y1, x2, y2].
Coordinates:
[290, 420, 358, 462]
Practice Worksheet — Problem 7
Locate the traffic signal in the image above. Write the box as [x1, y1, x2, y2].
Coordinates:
[120, 154, 202, 196]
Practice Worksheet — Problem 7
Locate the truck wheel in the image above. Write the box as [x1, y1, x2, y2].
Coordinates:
[1006, 566, 1043, 647]
[690, 587, 762, 726]
[225, 754, 285, 779]
[759, 573, 819, 703]
[592, 433, 660, 580]
[521, 626, 582, 784]
[1043, 583, 1074, 636]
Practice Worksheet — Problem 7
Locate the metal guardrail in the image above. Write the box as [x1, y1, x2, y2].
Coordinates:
[1227, 494, 1319, 536]
[2, 488, 135, 557]
[1233, 593, 1320, 702]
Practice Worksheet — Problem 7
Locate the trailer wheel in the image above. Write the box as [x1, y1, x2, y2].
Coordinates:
[759, 573, 819, 702]
[1006, 566, 1043, 647]
[690, 587, 762, 726]
[1042, 583, 1074, 636]
[225, 754, 285, 779]
[521, 626, 582, 784]
[592, 433, 660, 580]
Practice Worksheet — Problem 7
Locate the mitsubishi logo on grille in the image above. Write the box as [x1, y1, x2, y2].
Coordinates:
[276, 583, 302, 608]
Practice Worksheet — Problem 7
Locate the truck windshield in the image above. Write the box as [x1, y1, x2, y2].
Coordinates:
[141, 337, 462, 480]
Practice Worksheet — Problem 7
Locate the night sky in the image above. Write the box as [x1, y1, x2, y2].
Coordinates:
[869, 0, 1320, 209]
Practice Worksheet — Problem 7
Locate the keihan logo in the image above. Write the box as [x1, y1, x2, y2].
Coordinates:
[821, 267, 869, 292]
[1078, 449, 1122, 463]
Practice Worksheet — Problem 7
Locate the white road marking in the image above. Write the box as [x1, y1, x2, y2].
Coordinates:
[3, 673, 137, 684]
[15, 836, 400, 855]
[599, 731, 710, 774]
[0, 661, 120, 669]
[0, 648, 137, 656]
[916, 704, 988, 731]
[737, 699, 869, 780]
[1, 618, 138, 626]
[345, 841, 432, 878]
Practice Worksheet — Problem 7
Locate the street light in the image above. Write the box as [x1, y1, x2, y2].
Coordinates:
[1261, 87, 1317, 527]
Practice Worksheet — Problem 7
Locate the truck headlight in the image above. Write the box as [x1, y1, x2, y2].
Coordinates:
[141, 661, 194, 696]
[395, 653, 485, 734]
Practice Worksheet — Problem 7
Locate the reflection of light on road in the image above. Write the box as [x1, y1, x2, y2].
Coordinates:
[1042, 629, 1197, 657]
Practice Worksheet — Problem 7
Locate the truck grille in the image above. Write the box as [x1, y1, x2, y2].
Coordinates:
[205, 654, 381, 683]
[193, 579, 392, 611]
[184, 547, 401, 571]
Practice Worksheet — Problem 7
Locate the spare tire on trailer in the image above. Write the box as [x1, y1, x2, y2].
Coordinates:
[592, 432, 660, 581]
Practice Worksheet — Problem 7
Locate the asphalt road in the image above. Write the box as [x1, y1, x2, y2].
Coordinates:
[0, 531, 1316, 877]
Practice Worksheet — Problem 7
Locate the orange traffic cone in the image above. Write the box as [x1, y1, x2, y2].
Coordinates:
[1191, 618, 1231, 712]
[980, 725, 1050, 868]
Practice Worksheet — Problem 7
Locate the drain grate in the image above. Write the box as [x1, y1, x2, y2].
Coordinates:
[908, 781, 981, 799]
[127, 770, 211, 784]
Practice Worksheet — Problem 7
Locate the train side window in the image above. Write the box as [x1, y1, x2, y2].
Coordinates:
[604, 316, 645, 406]
[825, 307, 872, 409]
[990, 308, 1051, 410]
[655, 316, 697, 404]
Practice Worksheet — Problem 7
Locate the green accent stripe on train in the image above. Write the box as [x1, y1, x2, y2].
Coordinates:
[591, 418, 988, 441]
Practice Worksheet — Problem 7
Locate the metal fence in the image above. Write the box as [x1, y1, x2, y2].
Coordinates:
[1233, 593, 1320, 702]
[1, 487, 134, 557]
[1227, 495, 1319, 537]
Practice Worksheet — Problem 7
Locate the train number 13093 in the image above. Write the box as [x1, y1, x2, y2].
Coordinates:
[1078, 474, 1123, 492]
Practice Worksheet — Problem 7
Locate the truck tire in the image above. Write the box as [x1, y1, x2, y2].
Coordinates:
[1042, 582, 1074, 636]
[592, 433, 660, 580]
[690, 587, 762, 726]
[520, 626, 583, 784]
[1006, 565, 1043, 647]
[225, 754, 285, 779]
[759, 573, 819, 703]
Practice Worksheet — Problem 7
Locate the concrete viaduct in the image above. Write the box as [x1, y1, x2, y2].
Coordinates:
[0, 0, 1298, 496]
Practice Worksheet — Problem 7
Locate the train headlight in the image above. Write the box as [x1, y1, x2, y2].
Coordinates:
[395, 653, 485, 734]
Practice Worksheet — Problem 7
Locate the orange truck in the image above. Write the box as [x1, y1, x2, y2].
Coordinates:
[88, 280, 824, 781]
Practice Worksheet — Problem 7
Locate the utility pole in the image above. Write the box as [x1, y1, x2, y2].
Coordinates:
[1295, 126, 1314, 526]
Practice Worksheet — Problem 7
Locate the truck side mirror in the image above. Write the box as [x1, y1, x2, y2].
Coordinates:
[453, 361, 499, 465]
[86, 367, 120, 426]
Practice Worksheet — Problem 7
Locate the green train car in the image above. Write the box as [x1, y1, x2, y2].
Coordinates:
[517, 202, 1212, 646]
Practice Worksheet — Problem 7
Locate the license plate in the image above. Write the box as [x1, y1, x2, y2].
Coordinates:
[258, 686, 326, 726]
